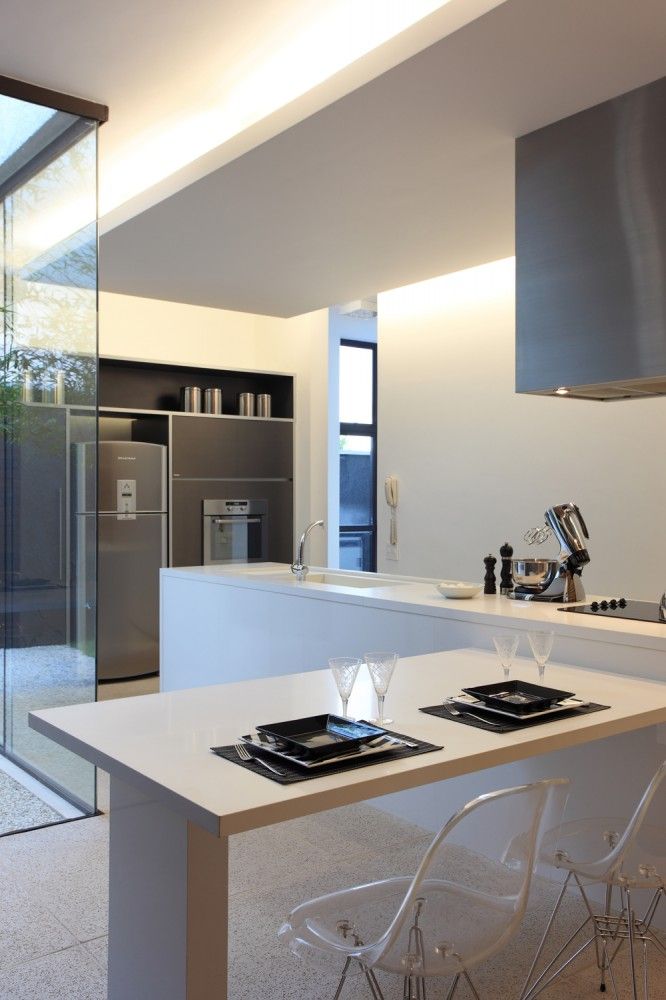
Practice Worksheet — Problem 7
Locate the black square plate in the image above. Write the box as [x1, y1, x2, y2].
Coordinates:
[255, 714, 387, 759]
[461, 679, 575, 715]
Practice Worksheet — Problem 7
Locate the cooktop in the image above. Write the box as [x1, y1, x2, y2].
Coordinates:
[559, 600, 665, 625]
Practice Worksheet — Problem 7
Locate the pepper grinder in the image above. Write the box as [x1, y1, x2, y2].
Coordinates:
[500, 541, 514, 595]
[483, 554, 497, 595]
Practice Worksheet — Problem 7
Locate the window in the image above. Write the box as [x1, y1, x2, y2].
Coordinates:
[339, 341, 376, 571]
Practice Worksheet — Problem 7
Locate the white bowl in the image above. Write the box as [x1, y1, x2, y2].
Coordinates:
[436, 580, 482, 599]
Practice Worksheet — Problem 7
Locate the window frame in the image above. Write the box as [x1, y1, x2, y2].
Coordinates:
[338, 338, 377, 572]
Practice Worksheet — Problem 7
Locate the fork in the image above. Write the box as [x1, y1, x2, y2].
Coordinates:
[234, 742, 285, 775]
[443, 700, 503, 727]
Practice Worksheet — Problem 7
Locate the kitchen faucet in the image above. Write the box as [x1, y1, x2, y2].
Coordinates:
[291, 520, 324, 581]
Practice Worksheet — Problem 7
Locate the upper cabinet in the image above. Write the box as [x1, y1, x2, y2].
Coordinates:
[170, 414, 292, 480]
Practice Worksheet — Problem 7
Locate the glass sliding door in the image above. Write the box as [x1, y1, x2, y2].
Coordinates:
[0, 87, 100, 826]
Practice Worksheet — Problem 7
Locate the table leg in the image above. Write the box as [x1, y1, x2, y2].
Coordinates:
[108, 776, 228, 1000]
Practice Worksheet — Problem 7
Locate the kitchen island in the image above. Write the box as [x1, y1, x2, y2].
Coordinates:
[161, 562, 666, 691]
[30, 649, 666, 999]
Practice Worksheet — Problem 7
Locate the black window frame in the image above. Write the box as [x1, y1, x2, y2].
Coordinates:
[339, 338, 377, 572]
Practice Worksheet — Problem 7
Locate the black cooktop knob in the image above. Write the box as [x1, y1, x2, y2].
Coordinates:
[618, 598, 627, 608]
[600, 600, 609, 610]
[609, 599, 618, 609]
[590, 601, 599, 611]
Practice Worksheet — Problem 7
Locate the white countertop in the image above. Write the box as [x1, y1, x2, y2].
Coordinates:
[161, 562, 666, 654]
[30, 648, 666, 837]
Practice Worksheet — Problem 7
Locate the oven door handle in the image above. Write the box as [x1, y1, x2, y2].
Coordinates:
[211, 517, 261, 525]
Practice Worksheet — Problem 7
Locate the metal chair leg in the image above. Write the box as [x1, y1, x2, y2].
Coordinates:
[624, 887, 639, 1000]
[461, 969, 482, 1000]
[402, 898, 427, 1000]
[333, 957, 353, 1000]
[520, 872, 573, 999]
[361, 962, 385, 1000]
[444, 974, 460, 1000]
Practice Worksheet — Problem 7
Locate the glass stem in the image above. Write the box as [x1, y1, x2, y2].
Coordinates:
[538, 663, 545, 681]
[503, 666, 510, 681]
[377, 694, 385, 724]
[341, 697, 348, 717]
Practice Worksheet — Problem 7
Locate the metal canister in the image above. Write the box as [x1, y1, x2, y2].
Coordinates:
[239, 392, 255, 416]
[55, 370, 66, 405]
[257, 393, 272, 418]
[204, 388, 223, 414]
[181, 386, 202, 412]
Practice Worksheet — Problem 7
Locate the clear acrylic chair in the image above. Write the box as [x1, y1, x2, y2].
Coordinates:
[521, 760, 666, 1000]
[279, 778, 569, 999]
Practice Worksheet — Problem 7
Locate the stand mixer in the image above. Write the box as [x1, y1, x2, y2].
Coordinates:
[509, 502, 590, 602]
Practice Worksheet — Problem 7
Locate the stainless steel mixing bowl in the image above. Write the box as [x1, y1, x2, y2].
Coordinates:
[511, 558, 561, 589]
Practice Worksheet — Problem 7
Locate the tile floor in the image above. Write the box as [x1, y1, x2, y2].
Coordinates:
[0, 800, 664, 999]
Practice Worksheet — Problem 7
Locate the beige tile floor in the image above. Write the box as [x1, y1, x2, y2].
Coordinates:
[0, 800, 664, 999]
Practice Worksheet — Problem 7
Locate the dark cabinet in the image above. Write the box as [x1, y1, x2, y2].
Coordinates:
[171, 479, 293, 567]
[171, 415, 293, 480]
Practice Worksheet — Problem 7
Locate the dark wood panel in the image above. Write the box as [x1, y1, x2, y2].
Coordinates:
[171, 415, 293, 480]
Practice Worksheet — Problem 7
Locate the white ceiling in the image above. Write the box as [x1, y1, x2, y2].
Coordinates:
[3, 0, 666, 316]
[0, 0, 503, 223]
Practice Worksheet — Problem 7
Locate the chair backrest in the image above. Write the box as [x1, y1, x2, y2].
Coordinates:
[364, 777, 569, 970]
[560, 759, 666, 884]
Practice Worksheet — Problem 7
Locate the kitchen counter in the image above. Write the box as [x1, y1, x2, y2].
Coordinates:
[162, 561, 666, 654]
[161, 563, 666, 699]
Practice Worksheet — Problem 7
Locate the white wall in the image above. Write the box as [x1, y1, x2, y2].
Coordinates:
[99, 291, 329, 562]
[376, 258, 666, 600]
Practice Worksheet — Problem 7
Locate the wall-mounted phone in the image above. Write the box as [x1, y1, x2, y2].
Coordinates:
[384, 475, 399, 552]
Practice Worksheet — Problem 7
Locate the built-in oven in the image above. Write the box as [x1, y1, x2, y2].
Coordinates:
[202, 499, 269, 565]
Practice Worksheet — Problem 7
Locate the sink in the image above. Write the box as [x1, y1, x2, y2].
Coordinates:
[304, 573, 400, 588]
[247, 570, 401, 589]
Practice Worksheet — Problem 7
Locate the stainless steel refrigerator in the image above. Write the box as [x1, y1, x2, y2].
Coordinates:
[76, 441, 167, 681]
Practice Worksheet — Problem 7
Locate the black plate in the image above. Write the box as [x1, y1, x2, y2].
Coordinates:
[461, 679, 575, 716]
[255, 714, 387, 759]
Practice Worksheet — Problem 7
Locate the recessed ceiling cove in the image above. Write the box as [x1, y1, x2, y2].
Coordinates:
[99, 0, 666, 316]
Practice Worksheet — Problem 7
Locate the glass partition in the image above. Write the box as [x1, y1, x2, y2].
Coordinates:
[0, 90, 98, 827]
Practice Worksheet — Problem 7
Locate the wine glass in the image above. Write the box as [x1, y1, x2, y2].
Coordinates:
[364, 652, 398, 726]
[328, 657, 361, 717]
[492, 633, 520, 681]
[527, 630, 555, 682]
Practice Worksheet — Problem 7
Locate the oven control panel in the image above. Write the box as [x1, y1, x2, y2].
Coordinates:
[221, 500, 249, 514]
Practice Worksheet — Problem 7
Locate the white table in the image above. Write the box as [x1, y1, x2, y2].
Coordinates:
[30, 649, 666, 1000]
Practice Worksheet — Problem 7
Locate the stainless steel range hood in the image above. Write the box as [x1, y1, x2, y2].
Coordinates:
[516, 75, 666, 401]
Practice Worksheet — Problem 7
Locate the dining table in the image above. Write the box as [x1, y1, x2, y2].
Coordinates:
[29, 647, 666, 1000]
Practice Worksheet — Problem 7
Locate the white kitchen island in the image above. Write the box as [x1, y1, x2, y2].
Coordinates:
[30, 649, 666, 1000]
[161, 562, 666, 689]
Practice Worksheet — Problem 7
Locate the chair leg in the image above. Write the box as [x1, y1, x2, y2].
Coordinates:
[461, 969, 482, 1000]
[403, 974, 427, 999]
[333, 957, 353, 1000]
[598, 884, 614, 991]
[623, 887, 639, 1000]
[361, 962, 385, 1000]
[444, 974, 460, 1000]
[519, 872, 573, 1000]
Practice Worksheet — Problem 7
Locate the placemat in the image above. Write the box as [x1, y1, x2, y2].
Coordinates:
[211, 729, 442, 784]
[419, 702, 609, 733]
